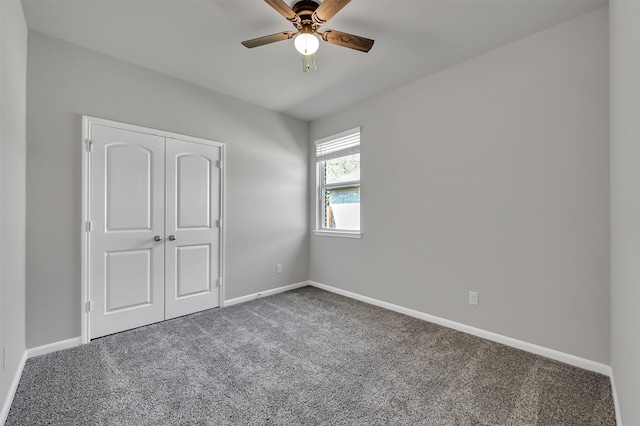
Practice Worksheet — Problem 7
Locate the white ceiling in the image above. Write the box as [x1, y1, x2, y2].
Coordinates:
[21, 0, 605, 121]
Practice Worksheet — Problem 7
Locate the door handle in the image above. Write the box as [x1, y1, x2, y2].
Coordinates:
[168, 235, 176, 241]
[154, 235, 162, 242]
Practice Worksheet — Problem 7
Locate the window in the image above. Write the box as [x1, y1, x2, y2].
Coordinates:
[315, 128, 361, 237]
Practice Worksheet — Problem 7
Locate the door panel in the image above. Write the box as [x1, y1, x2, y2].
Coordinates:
[177, 155, 211, 229]
[176, 244, 211, 298]
[105, 250, 152, 312]
[106, 144, 154, 231]
[165, 138, 221, 319]
[90, 124, 165, 339]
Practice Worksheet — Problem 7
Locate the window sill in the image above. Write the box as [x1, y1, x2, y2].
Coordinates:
[313, 230, 362, 239]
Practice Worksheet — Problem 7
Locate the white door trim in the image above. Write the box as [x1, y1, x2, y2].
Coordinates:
[81, 116, 226, 344]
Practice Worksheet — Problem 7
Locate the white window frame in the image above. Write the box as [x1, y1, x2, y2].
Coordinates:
[314, 127, 362, 238]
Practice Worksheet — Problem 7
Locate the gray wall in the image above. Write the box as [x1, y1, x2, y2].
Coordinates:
[26, 32, 309, 348]
[310, 8, 610, 363]
[0, 0, 28, 406]
[610, 1, 640, 424]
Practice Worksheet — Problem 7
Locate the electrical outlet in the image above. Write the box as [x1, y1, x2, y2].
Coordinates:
[276, 264, 282, 274]
[468, 291, 479, 306]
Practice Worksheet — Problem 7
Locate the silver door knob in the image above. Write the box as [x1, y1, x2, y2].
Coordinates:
[154, 235, 162, 242]
[168, 235, 176, 241]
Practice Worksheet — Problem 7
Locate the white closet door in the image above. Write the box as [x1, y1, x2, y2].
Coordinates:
[164, 138, 221, 320]
[89, 124, 166, 339]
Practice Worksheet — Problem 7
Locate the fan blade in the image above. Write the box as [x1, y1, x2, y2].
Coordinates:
[264, 0, 301, 25]
[241, 31, 296, 48]
[321, 30, 374, 52]
[313, 0, 351, 25]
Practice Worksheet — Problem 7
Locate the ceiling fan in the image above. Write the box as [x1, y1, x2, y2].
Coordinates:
[241, 0, 374, 72]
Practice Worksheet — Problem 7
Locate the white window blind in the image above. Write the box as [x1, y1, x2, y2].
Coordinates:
[315, 127, 360, 162]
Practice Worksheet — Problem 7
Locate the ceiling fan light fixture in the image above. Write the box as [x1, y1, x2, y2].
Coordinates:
[294, 33, 319, 55]
[241, 0, 375, 72]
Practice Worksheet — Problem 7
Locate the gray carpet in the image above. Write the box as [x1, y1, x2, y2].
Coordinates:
[7, 287, 615, 425]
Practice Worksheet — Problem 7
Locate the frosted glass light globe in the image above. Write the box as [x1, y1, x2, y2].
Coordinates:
[294, 33, 319, 55]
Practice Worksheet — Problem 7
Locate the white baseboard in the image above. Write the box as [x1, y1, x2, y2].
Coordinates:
[309, 281, 610, 376]
[26, 336, 82, 359]
[223, 281, 309, 307]
[609, 368, 622, 425]
[0, 351, 27, 426]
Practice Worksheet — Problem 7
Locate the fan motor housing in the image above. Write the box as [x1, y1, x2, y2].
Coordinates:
[292, 0, 320, 23]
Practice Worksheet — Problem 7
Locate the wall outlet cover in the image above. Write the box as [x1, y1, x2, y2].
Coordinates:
[468, 291, 479, 306]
